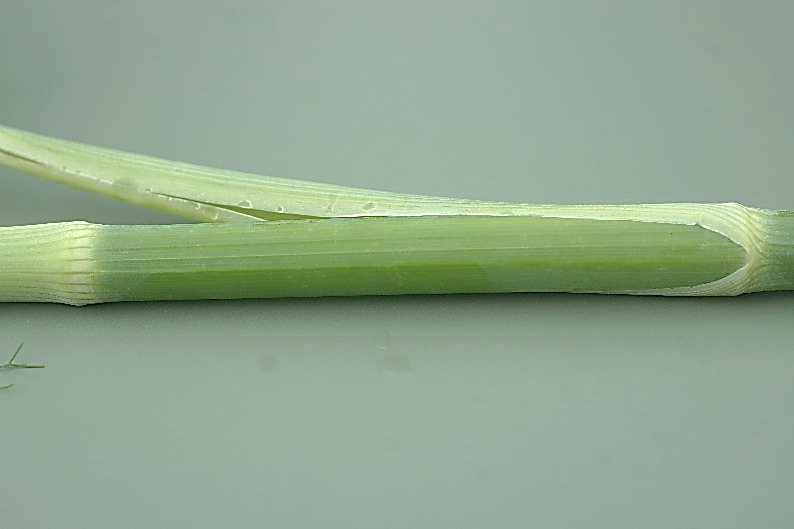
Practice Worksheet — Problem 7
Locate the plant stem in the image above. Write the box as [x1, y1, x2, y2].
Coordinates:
[2, 212, 792, 304]
[1, 124, 793, 302]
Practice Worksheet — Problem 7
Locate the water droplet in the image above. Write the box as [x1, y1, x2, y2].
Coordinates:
[112, 177, 138, 193]
[276, 206, 285, 214]
[237, 200, 252, 209]
[325, 194, 338, 213]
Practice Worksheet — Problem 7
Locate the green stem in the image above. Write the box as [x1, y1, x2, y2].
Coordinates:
[1, 124, 792, 302]
[0, 215, 757, 304]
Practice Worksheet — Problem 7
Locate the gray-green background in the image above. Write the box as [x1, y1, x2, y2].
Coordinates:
[1, 1, 793, 527]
